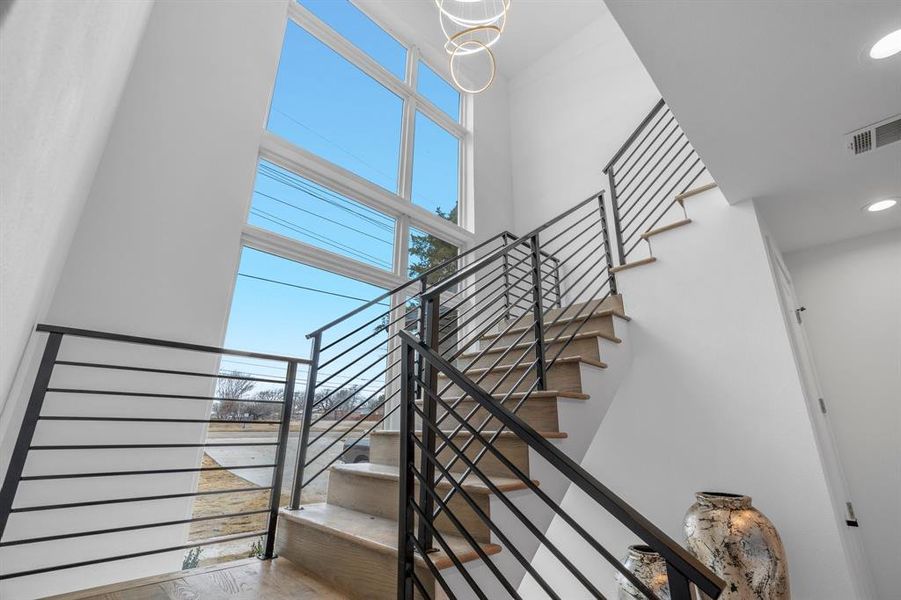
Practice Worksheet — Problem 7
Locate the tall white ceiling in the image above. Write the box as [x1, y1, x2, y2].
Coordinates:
[359, 0, 608, 80]
[488, 0, 609, 78]
[606, 0, 901, 252]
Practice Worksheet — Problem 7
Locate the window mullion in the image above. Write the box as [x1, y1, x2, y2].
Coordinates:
[398, 47, 419, 204]
[395, 214, 410, 282]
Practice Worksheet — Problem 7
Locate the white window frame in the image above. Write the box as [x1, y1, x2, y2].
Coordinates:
[244, 0, 475, 295]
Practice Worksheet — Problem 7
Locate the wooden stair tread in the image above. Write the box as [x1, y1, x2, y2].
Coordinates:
[611, 257, 657, 273]
[676, 182, 718, 203]
[331, 462, 534, 493]
[640, 218, 692, 240]
[371, 429, 569, 440]
[462, 329, 621, 360]
[448, 355, 607, 376]
[481, 308, 629, 341]
[281, 503, 501, 570]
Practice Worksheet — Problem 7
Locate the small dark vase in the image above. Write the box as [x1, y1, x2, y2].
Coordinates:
[684, 492, 790, 599]
[615, 544, 670, 600]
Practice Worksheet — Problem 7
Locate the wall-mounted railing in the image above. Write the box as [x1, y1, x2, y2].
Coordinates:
[0, 325, 310, 580]
[604, 99, 710, 265]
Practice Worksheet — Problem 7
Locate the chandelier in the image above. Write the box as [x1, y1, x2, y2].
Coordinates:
[436, 0, 510, 94]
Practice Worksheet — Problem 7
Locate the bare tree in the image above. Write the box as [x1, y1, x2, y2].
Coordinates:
[213, 372, 256, 420]
[313, 384, 361, 419]
[247, 388, 283, 420]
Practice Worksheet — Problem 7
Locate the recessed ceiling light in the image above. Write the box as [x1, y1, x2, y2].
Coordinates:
[864, 198, 898, 212]
[870, 29, 901, 59]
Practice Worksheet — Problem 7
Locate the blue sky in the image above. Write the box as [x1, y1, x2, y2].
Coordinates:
[223, 1, 461, 386]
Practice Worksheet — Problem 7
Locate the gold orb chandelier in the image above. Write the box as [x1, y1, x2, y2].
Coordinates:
[436, 0, 509, 94]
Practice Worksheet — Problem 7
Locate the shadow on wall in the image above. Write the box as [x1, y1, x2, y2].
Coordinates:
[0, 1, 14, 27]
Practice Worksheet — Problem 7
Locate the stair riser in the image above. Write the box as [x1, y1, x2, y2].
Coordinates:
[488, 313, 616, 348]
[370, 432, 530, 480]
[464, 336, 600, 370]
[441, 361, 584, 395]
[535, 294, 623, 322]
[327, 468, 492, 543]
[422, 398, 560, 432]
[276, 516, 432, 600]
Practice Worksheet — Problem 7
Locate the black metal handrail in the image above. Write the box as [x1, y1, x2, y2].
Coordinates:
[289, 227, 563, 508]
[397, 331, 726, 600]
[604, 99, 709, 265]
[400, 192, 619, 557]
[307, 232, 510, 338]
[423, 193, 602, 298]
[0, 325, 310, 581]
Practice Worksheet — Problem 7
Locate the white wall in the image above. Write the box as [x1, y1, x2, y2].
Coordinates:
[0, 0, 153, 413]
[471, 75, 515, 241]
[522, 190, 858, 599]
[0, 2, 289, 597]
[507, 9, 659, 233]
[784, 229, 901, 599]
[45, 0, 288, 341]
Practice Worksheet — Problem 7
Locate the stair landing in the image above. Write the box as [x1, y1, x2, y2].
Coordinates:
[45, 557, 347, 600]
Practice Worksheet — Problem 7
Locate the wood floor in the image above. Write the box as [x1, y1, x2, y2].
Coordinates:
[45, 558, 347, 600]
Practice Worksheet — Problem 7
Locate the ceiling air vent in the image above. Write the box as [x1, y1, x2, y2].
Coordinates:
[847, 114, 901, 155]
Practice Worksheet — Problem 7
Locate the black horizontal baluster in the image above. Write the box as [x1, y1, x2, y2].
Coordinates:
[400, 330, 725, 599]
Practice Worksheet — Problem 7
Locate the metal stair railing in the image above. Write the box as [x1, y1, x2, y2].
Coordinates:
[603, 99, 710, 265]
[289, 230, 562, 508]
[408, 192, 619, 554]
[0, 324, 311, 580]
[397, 330, 726, 600]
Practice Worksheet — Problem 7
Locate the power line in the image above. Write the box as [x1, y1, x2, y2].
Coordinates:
[237, 272, 391, 305]
[252, 190, 392, 246]
[250, 209, 392, 269]
[258, 163, 394, 232]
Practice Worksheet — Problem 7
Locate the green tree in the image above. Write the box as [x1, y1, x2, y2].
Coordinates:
[409, 206, 459, 285]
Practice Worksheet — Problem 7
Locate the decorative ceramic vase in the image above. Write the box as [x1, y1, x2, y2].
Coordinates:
[615, 544, 670, 600]
[684, 492, 790, 599]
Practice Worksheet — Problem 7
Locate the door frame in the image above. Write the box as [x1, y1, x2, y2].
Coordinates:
[764, 234, 875, 599]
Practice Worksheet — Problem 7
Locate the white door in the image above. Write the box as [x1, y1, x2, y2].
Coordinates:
[764, 235, 876, 599]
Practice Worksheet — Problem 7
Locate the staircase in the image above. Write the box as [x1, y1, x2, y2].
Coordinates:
[276, 297, 631, 598]
[0, 99, 727, 599]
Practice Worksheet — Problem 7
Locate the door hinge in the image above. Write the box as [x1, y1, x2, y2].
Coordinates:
[818, 397, 827, 414]
[795, 306, 806, 324]
[846, 502, 859, 527]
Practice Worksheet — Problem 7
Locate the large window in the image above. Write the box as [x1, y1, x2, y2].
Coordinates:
[233, 0, 473, 362]
[222, 3, 473, 515]
[262, 0, 469, 236]
[268, 21, 404, 192]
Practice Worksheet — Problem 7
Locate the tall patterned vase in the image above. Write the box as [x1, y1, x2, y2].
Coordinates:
[615, 545, 670, 600]
[684, 492, 790, 599]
